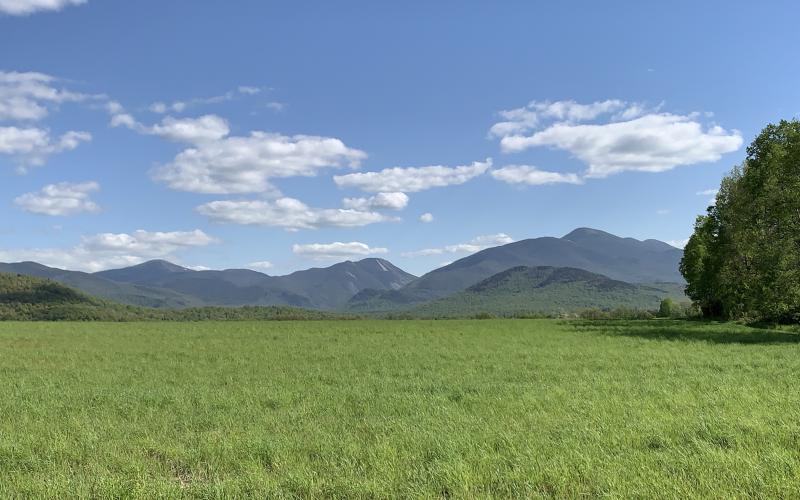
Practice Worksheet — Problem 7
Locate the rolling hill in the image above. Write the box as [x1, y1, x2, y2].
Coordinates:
[394, 266, 687, 318]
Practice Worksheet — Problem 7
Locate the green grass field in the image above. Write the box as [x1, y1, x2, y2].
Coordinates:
[1, 319, 799, 498]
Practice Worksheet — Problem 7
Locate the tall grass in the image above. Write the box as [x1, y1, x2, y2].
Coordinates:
[1, 319, 798, 497]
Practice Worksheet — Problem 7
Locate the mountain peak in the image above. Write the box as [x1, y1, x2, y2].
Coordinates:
[562, 227, 618, 241]
[133, 260, 190, 272]
[94, 259, 192, 285]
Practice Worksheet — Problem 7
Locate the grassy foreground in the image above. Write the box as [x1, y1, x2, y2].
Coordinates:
[1, 320, 799, 497]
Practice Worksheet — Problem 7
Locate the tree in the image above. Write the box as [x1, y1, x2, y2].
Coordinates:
[681, 120, 800, 322]
[658, 298, 675, 318]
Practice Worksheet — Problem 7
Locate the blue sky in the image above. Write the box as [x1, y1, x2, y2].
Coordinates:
[1, 0, 798, 275]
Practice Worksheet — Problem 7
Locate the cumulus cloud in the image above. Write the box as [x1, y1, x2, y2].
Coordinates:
[247, 261, 274, 271]
[0, 71, 89, 121]
[108, 107, 230, 144]
[0, 71, 92, 170]
[419, 212, 434, 223]
[490, 100, 742, 179]
[342, 192, 409, 211]
[0, 229, 217, 272]
[14, 181, 100, 216]
[402, 233, 514, 257]
[196, 197, 392, 230]
[489, 99, 626, 138]
[334, 159, 491, 193]
[149, 115, 230, 143]
[491, 165, 583, 185]
[105, 102, 365, 194]
[292, 241, 388, 260]
[0, 126, 91, 172]
[154, 132, 366, 194]
[0, 0, 85, 16]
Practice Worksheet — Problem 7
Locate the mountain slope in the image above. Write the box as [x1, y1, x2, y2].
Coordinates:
[272, 258, 416, 309]
[356, 228, 684, 308]
[0, 262, 201, 308]
[0, 272, 350, 321]
[95, 259, 192, 284]
[397, 266, 686, 318]
[90, 257, 416, 310]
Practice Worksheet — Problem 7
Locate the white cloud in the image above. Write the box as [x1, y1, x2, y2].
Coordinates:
[402, 233, 514, 257]
[0, 126, 91, 172]
[154, 132, 366, 194]
[14, 181, 100, 216]
[108, 107, 230, 144]
[292, 241, 388, 260]
[489, 99, 626, 138]
[342, 192, 409, 211]
[491, 100, 742, 178]
[196, 197, 392, 230]
[667, 238, 690, 249]
[0, 229, 217, 272]
[491, 165, 583, 185]
[419, 212, 434, 223]
[0, 0, 85, 16]
[247, 261, 274, 271]
[106, 101, 364, 194]
[149, 115, 230, 143]
[656, 209, 670, 215]
[0, 72, 91, 170]
[334, 159, 491, 193]
[0, 71, 89, 121]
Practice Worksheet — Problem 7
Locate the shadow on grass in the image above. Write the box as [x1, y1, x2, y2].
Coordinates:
[568, 319, 800, 345]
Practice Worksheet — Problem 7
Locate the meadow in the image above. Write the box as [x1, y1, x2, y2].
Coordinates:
[1, 319, 799, 498]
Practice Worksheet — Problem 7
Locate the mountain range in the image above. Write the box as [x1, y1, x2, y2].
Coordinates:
[0, 228, 685, 313]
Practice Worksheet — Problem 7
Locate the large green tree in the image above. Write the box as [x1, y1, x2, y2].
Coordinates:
[681, 120, 800, 322]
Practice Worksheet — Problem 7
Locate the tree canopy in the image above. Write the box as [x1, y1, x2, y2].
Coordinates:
[681, 120, 800, 322]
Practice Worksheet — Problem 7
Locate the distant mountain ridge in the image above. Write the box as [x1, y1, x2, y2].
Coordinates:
[352, 227, 684, 310]
[0, 261, 201, 308]
[1, 228, 682, 311]
[0, 257, 416, 310]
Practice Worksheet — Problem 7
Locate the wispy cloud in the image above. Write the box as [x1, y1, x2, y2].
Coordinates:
[491, 165, 583, 186]
[334, 159, 491, 193]
[292, 241, 388, 260]
[402, 233, 513, 257]
[0, 0, 86, 16]
[196, 197, 393, 231]
[0, 229, 217, 272]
